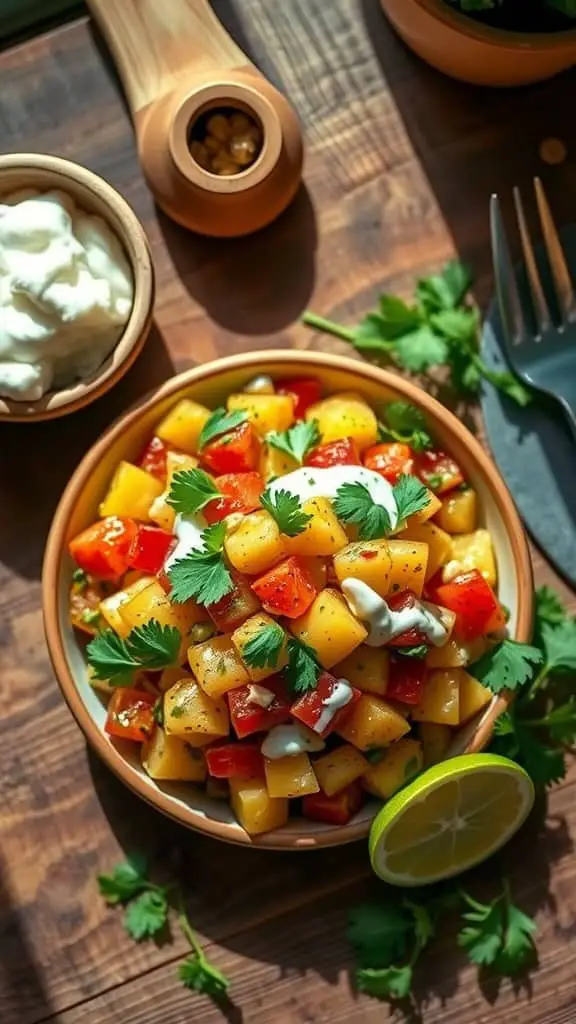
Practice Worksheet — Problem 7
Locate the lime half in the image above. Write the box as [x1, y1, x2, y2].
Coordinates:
[369, 753, 534, 887]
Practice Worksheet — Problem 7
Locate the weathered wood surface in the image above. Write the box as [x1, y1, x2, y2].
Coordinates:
[0, 3, 575, 1022]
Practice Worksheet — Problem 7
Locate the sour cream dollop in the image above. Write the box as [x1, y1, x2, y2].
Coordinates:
[267, 465, 398, 529]
[341, 578, 448, 647]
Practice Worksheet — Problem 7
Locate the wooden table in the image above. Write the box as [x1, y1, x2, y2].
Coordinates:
[1, 4, 576, 1022]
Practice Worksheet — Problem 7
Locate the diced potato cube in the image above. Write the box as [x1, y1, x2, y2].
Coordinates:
[333, 645, 390, 696]
[260, 443, 297, 481]
[290, 589, 367, 668]
[436, 488, 477, 534]
[400, 521, 452, 581]
[418, 722, 453, 766]
[314, 744, 368, 796]
[231, 612, 288, 681]
[156, 398, 211, 455]
[230, 777, 289, 835]
[227, 393, 294, 436]
[459, 670, 493, 724]
[425, 635, 489, 669]
[405, 489, 441, 526]
[99, 576, 154, 636]
[412, 669, 460, 725]
[118, 579, 204, 656]
[283, 497, 348, 557]
[188, 634, 250, 698]
[301, 557, 328, 591]
[337, 694, 410, 750]
[306, 392, 378, 450]
[164, 679, 229, 741]
[444, 529, 496, 587]
[142, 727, 207, 781]
[333, 540, 393, 598]
[363, 738, 423, 798]
[387, 540, 429, 597]
[159, 666, 193, 693]
[149, 451, 199, 531]
[264, 752, 319, 798]
[224, 510, 286, 575]
[99, 461, 163, 521]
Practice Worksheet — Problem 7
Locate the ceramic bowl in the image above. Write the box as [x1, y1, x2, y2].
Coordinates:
[0, 153, 155, 421]
[42, 351, 533, 849]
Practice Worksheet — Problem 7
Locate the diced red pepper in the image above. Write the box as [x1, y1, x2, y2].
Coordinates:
[203, 471, 264, 524]
[207, 570, 261, 632]
[433, 570, 505, 640]
[205, 742, 264, 779]
[201, 421, 261, 474]
[138, 436, 170, 482]
[277, 377, 322, 418]
[157, 567, 172, 594]
[415, 450, 464, 494]
[386, 590, 429, 647]
[69, 516, 139, 582]
[363, 442, 414, 484]
[251, 556, 318, 619]
[387, 655, 428, 705]
[290, 672, 361, 737]
[228, 676, 291, 739]
[130, 525, 175, 575]
[105, 688, 156, 742]
[302, 781, 363, 825]
[305, 437, 361, 469]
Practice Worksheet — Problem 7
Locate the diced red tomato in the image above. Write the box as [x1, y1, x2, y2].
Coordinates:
[105, 688, 156, 742]
[433, 570, 505, 639]
[207, 570, 261, 632]
[130, 525, 175, 574]
[203, 471, 264, 524]
[157, 567, 172, 594]
[291, 672, 361, 737]
[387, 655, 428, 705]
[415, 450, 464, 494]
[201, 421, 261, 474]
[205, 742, 264, 779]
[277, 377, 322, 418]
[69, 516, 139, 582]
[363, 442, 414, 484]
[251, 557, 318, 619]
[305, 437, 361, 469]
[302, 781, 363, 825]
[386, 590, 429, 647]
[138, 436, 170, 482]
[228, 676, 291, 739]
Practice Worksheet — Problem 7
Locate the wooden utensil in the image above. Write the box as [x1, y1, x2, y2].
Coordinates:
[87, 0, 304, 237]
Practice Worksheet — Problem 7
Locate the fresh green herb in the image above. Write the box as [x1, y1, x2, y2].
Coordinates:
[125, 890, 170, 941]
[167, 469, 221, 516]
[178, 905, 230, 999]
[396, 644, 428, 659]
[534, 585, 567, 627]
[267, 420, 320, 465]
[333, 481, 392, 540]
[426, 473, 445, 491]
[539, 617, 576, 675]
[285, 636, 322, 694]
[260, 489, 312, 536]
[171, 705, 186, 719]
[303, 260, 532, 406]
[153, 700, 164, 727]
[392, 474, 430, 526]
[470, 639, 543, 694]
[97, 854, 150, 905]
[242, 623, 285, 669]
[364, 747, 388, 764]
[198, 407, 248, 450]
[87, 620, 181, 685]
[378, 401, 433, 452]
[168, 522, 233, 606]
[72, 567, 88, 589]
[188, 621, 217, 643]
[457, 880, 537, 976]
[81, 608, 101, 626]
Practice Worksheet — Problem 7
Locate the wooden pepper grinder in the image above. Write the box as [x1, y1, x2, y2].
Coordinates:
[87, 0, 304, 236]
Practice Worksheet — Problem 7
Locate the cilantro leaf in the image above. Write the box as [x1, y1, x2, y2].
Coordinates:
[491, 711, 567, 786]
[416, 260, 472, 313]
[129, 621, 182, 669]
[347, 903, 412, 968]
[202, 520, 227, 553]
[97, 854, 148, 905]
[353, 314, 396, 355]
[431, 306, 478, 344]
[540, 618, 576, 674]
[392, 474, 430, 525]
[458, 882, 537, 977]
[87, 621, 180, 684]
[470, 639, 543, 694]
[379, 401, 433, 452]
[393, 325, 449, 373]
[479, 365, 533, 407]
[285, 636, 322, 694]
[378, 295, 422, 338]
[267, 420, 320, 465]
[242, 623, 285, 669]
[396, 644, 428, 659]
[260, 489, 311, 536]
[179, 954, 230, 998]
[124, 889, 169, 941]
[535, 585, 567, 627]
[333, 481, 392, 540]
[198, 407, 247, 450]
[538, 699, 576, 743]
[168, 524, 233, 606]
[357, 964, 413, 1001]
[167, 469, 220, 516]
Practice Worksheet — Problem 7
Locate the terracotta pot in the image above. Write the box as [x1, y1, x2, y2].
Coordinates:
[43, 352, 533, 849]
[381, 0, 576, 87]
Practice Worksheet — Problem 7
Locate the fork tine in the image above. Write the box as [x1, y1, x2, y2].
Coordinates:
[513, 185, 552, 336]
[490, 193, 530, 348]
[534, 176, 576, 326]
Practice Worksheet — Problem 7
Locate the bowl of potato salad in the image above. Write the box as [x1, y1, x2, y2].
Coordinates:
[43, 351, 533, 848]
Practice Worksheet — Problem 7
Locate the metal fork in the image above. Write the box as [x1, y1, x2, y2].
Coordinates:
[490, 177, 576, 441]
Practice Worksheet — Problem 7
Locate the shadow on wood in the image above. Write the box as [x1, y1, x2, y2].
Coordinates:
[0, 852, 54, 1024]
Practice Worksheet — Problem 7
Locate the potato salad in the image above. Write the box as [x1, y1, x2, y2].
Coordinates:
[68, 377, 505, 836]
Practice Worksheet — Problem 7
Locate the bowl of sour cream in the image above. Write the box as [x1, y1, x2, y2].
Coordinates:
[0, 153, 154, 421]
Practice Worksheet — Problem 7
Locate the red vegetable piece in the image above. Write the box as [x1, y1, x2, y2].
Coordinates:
[203, 495, 245, 524]
[363, 442, 414, 484]
[201, 421, 261, 474]
[69, 516, 139, 582]
[227, 676, 291, 739]
[415, 450, 464, 494]
[277, 377, 322, 418]
[105, 688, 156, 742]
[386, 590, 428, 648]
[207, 570, 261, 632]
[205, 742, 264, 779]
[138, 436, 170, 482]
[290, 672, 361, 737]
[251, 556, 318, 619]
[386, 655, 428, 705]
[302, 781, 363, 825]
[130, 525, 175, 575]
[203, 471, 264, 524]
[434, 570, 504, 640]
[305, 437, 361, 469]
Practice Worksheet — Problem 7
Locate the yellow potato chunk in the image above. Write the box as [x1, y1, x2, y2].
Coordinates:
[260, 443, 297, 481]
[333, 540, 393, 598]
[337, 694, 410, 750]
[363, 738, 423, 799]
[334, 645, 390, 696]
[314, 744, 368, 796]
[224, 510, 285, 575]
[119, 579, 204, 657]
[149, 451, 199, 531]
[188, 634, 250, 698]
[99, 461, 163, 521]
[387, 539, 429, 597]
[400, 521, 452, 581]
[155, 398, 211, 455]
[306, 392, 378, 450]
[290, 589, 367, 668]
[99, 576, 154, 636]
[412, 669, 460, 725]
[405, 489, 442, 526]
[436, 488, 477, 534]
[231, 612, 288, 681]
[159, 665, 193, 693]
[418, 722, 453, 766]
[142, 727, 207, 781]
[230, 777, 289, 835]
[283, 497, 348, 557]
[425, 635, 489, 669]
[164, 678, 229, 742]
[264, 753, 319, 798]
[302, 556, 328, 591]
[444, 529, 497, 587]
[227, 393, 294, 436]
[459, 670, 493, 724]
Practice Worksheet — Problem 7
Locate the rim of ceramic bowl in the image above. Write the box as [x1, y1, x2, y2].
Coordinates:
[415, 0, 576, 48]
[42, 351, 534, 848]
[0, 153, 155, 422]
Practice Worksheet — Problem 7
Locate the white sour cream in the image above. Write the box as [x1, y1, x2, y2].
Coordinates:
[247, 684, 275, 709]
[314, 679, 354, 734]
[164, 514, 206, 571]
[261, 723, 325, 760]
[341, 579, 447, 648]
[267, 466, 398, 529]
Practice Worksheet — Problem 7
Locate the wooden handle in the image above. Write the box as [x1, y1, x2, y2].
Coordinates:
[87, 0, 252, 113]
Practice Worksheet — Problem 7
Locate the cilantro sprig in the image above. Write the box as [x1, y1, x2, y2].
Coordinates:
[242, 623, 286, 669]
[167, 469, 220, 516]
[470, 639, 543, 694]
[87, 620, 180, 685]
[198, 407, 248, 450]
[285, 636, 323, 694]
[260, 488, 312, 536]
[333, 474, 429, 540]
[378, 401, 432, 452]
[168, 522, 233, 606]
[266, 420, 320, 465]
[457, 880, 537, 976]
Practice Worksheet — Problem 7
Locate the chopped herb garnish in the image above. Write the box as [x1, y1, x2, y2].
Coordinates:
[198, 407, 248, 450]
[260, 488, 312, 536]
[87, 620, 181, 686]
[168, 522, 233, 606]
[285, 636, 322, 694]
[267, 420, 320, 465]
[167, 469, 220, 516]
[378, 402, 433, 452]
[81, 607, 101, 626]
[242, 622, 285, 669]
